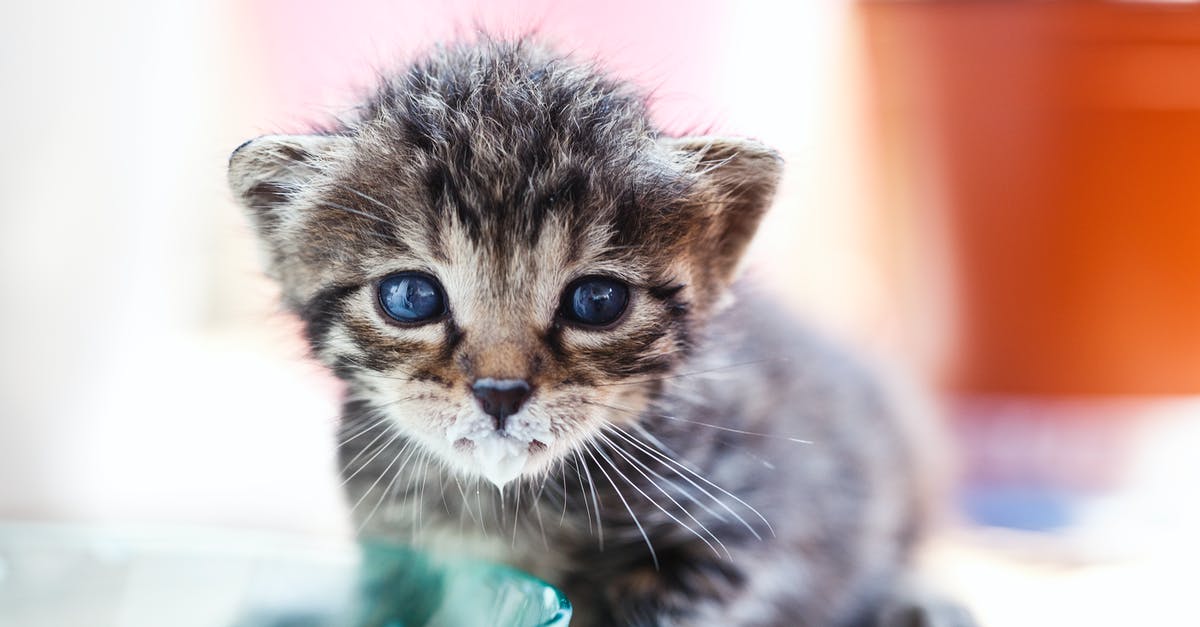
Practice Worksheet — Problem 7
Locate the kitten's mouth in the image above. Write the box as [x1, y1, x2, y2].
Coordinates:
[445, 410, 555, 488]
[452, 436, 547, 453]
[449, 432, 550, 488]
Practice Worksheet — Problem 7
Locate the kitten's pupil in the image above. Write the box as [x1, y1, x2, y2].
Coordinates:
[379, 273, 445, 323]
[564, 277, 628, 326]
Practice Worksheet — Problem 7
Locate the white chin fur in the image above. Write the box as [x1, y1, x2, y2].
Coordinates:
[472, 435, 529, 488]
[445, 410, 556, 488]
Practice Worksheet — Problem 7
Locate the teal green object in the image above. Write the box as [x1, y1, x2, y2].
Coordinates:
[353, 541, 571, 627]
[0, 525, 570, 627]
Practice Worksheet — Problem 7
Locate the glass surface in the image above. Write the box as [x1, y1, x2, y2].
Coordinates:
[0, 525, 570, 627]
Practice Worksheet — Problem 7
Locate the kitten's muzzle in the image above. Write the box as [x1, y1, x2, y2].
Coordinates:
[471, 378, 532, 430]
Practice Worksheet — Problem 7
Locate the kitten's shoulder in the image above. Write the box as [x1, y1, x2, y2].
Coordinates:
[704, 284, 885, 397]
[696, 282, 942, 516]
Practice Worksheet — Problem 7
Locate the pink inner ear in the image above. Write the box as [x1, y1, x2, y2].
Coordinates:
[238, 0, 725, 134]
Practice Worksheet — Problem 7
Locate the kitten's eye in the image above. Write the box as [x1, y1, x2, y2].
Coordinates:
[561, 277, 629, 327]
[378, 273, 446, 324]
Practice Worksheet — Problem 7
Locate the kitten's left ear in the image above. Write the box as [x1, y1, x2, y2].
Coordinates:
[662, 136, 783, 292]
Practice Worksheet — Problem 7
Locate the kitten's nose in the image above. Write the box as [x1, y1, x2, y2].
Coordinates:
[471, 378, 532, 430]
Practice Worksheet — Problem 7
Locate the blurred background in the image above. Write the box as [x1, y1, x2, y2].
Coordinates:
[2, 1, 1199, 624]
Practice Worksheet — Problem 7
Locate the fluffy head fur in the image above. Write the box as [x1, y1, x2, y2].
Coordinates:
[228, 39, 782, 488]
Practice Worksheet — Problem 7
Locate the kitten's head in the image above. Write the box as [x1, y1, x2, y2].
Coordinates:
[229, 40, 781, 488]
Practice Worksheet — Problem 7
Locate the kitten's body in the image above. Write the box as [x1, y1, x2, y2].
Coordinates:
[230, 39, 969, 627]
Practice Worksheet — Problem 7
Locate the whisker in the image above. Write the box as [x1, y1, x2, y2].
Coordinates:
[454, 475, 479, 527]
[593, 357, 788, 388]
[565, 452, 592, 534]
[532, 475, 549, 550]
[475, 477, 488, 538]
[597, 432, 732, 550]
[586, 399, 812, 444]
[349, 394, 428, 417]
[438, 462, 453, 515]
[558, 458, 570, 526]
[573, 448, 604, 548]
[584, 441, 658, 569]
[344, 369, 417, 383]
[335, 415, 389, 446]
[607, 422, 774, 539]
[350, 437, 415, 525]
[512, 480, 523, 547]
[358, 440, 419, 532]
[335, 356, 421, 380]
[497, 482, 507, 535]
[593, 435, 727, 559]
[658, 414, 813, 444]
[415, 451, 433, 542]
[629, 422, 776, 538]
[338, 424, 399, 481]
[599, 427, 729, 523]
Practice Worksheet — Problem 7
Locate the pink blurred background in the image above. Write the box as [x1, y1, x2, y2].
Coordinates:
[2, 1, 1198, 624]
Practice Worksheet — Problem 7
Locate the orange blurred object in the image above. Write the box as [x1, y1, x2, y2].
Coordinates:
[862, 2, 1200, 395]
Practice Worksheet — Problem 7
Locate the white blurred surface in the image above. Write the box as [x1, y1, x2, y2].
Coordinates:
[0, 0, 345, 533]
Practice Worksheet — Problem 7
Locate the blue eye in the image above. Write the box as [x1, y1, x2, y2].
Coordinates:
[562, 277, 629, 327]
[378, 273, 446, 323]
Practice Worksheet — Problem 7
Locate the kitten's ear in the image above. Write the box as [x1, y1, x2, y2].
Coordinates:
[227, 134, 349, 235]
[662, 136, 783, 291]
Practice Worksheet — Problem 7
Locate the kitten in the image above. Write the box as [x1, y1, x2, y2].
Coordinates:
[229, 38, 972, 627]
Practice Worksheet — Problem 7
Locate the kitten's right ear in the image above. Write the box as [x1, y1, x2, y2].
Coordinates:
[227, 134, 348, 234]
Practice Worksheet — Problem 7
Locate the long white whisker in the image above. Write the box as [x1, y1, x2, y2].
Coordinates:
[340, 429, 405, 486]
[593, 358, 787, 388]
[437, 464, 453, 515]
[567, 453, 591, 533]
[512, 480, 523, 548]
[573, 448, 604, 549]
[589, 399, 812, 444]
[357, 440, 419, 532]
[583, 441, 658, 569]
[533, 475, 549, 550]
[350, 437, 414, 521]
[596, 432, 730, 559]
[415, 451, 433, 543]
[600, 426, 728, 522]
[593, 435, 727, 559]
[338, 416, 395, 473]
[475, 478, 487, 537]
[608, 422, 774, 539]
[558, 459, 570, 526]
[336, 415, 389, 446]
[454, 475, 479, 526]
[336, 355, 421, 378]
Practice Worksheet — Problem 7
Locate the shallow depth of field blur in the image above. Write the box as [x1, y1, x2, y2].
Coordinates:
[2, 1, 1198, 624]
